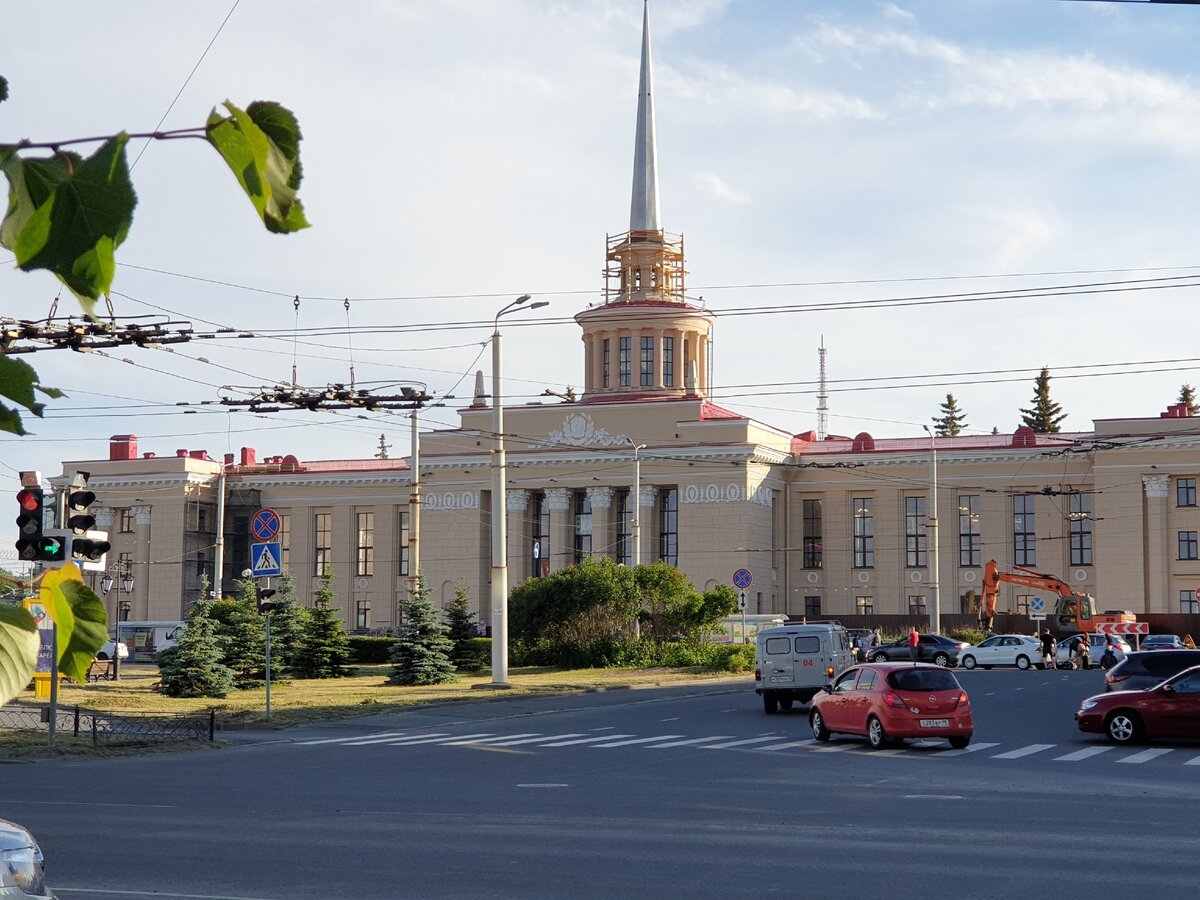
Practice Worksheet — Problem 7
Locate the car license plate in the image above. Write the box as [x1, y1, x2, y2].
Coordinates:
[919, 718, 950, 728]
[769, 676, 790, 683]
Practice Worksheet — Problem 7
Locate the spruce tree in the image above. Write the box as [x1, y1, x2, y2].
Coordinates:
[389, 574, 457, 685]
[293, 572, 351, 678]
[155, 600, 235, 698]
[932, 393, 968, 437]
[204, 577, 267, 686]
[443, 580, 481, 671]
[1019, 366, 1067, 433]
[1178, 384, 1199, 416]
[268, 572, 310, 670]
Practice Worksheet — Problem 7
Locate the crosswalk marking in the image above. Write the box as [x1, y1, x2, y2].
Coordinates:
[443, 733, 541, 746]
[297, 731, 407, 745]
[1184, 755, 1200, 766]
[1116, 748, 1174, 764]
[1054, 746, 1114, 762]
[808, 743, 855, 753]
[700, 736, 784, 750]
[647, 735, 735, 748]
[384, 733, 493, 746]
[487, 733, 584, 747]
[991, 743, 1055, 760]
[593, 734, 685, 748]
[756, 740, 814, 751]
[346, 732, 449, 746]
[933, 741, 1000, 758]
[540, 734, 635, 747]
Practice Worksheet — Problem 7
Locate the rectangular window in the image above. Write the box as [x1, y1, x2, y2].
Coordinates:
[905, 496, 927, 567]
[958, 495, 980, 567]
[602, 339, 610, 389]
[1013, 494, 1036, 567]
[355, 600, 371, 631]
[1181, 590, 1199, 615]
[118, 508, 134, 533]
[640, 335, 654, 387]
[195, 551, 208, 590]
[659, 487, 678, 566]
[1069, 494, 1093, 566]
[1014, 594, 1034, 616]
[853, 498, 874, 568]
[1179, 531, 1198, 560]
[802, 499, 823, 569]
[186, 502, 213, 533]
[855, 595, 874, 615]
[804, 596, 821, 618]
[908, 595, 927, 617]
[314, 513, 332, 577]
[279, 514, 291, 571]
[356, 511, 374, 577]
[118, 551, 133, 585]
[662, 337, 674, 387]
[1178, 478, 1197, 508]
[398, 510, 410, 576]
[532, 493, 550, 576]
[614, 489, 631, 566]
[619, 337, 632, 387]
[573, 491, 592, 563]
[683, 339, 690, 386]
[960, 592, 981, 615]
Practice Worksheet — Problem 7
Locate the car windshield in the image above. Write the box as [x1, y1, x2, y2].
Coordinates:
[886, 669, 960, 692]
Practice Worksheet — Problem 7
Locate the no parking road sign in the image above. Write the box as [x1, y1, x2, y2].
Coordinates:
[732, 568, 753, 590]
[252, 508, 281, 542]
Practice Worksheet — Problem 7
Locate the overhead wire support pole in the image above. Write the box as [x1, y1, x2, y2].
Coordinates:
[921, 424, 941, 635]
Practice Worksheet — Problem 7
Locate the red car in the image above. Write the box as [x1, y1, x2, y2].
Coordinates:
[808, 662, 973, 749]
[1076, 663, 1200, 743]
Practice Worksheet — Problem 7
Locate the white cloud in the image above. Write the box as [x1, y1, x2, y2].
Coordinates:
[664, 63, 880, 121]
[974, 203, 1063, 270]
[692, 171, 751, 205]
[881, 3, 914, 22]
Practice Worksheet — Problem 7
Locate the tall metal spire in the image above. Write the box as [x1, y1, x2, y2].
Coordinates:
[629, 0, 661, 232]
[817, 337, 829, 441]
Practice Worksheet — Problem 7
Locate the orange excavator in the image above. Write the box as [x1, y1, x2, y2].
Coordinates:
[980, 560, 1137, 636]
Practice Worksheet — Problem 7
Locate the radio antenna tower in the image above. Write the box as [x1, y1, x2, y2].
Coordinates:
[817, 337, 829, 441]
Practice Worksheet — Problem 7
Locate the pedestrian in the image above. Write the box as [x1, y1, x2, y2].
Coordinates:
[1185, 634, 1197, 650]
[1073, 635, 1091, 670]
[908, 626, 920, 665]
[872, 627, 882, 648]
[1101, 635, 1118, 670]
[1040, 630, 1057, 669]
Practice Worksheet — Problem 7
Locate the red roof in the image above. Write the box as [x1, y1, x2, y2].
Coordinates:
[793, 430, 1091, 456]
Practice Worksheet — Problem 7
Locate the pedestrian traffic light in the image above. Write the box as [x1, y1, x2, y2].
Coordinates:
[257, 588, 279, 614]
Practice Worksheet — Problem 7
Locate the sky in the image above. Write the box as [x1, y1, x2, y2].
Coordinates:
[4, 0, 1200, 558]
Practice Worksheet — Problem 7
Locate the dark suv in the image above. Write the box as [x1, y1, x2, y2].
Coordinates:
[1104, 649, 1200, 692]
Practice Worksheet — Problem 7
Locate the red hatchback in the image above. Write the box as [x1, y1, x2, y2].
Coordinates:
[809, 662, 973, 749]
[1076, 663, 1200, 744]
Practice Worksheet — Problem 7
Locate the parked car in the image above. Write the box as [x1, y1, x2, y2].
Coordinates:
[809, 662, 973, 749]
[847, 628, 874, 661]
[0, 818, 53, 898]
[1104, 649, 1200, 692]
[958, 634, 1041, 670]
[1076, 664, 1200, 743]
[95, 640, 129, 661]
[868, 634, 967, 667]
[1140, 634, 1186, 651]
[1054, 633, 1130, 670]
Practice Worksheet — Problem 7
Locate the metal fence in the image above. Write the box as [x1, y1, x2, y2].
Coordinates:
[0, 701, 214, 746]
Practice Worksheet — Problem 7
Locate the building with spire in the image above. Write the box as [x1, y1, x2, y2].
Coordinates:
[45, 2, 1200, 639]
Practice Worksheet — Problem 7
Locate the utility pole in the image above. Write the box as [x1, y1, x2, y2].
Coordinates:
[212, 469, 226, 600]
[409, 411, 421, 602]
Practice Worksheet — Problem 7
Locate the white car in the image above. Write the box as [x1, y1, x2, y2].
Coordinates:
[96, 640, 129, 661]
[958, 634, 1041, 670]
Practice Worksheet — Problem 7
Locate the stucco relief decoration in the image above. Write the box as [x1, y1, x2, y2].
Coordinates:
[1142, 474, 1170, 498]
[425, 492, 480, 511]
[507, 490, 530, 512]
[683, 484, 773, 507]
[134, 505, 152, 524]
[541, 413, 628, 448]
[546, 488, 571, 511]
[94, 508, 115, 527]
[587, 486, 614, 509]
[638, 485, 657, 509]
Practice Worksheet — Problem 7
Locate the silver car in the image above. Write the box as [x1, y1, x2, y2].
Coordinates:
[0, 819, 52, 898]
[1055, 633, 1130, 669]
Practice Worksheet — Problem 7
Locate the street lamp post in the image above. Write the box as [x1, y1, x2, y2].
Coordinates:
[101, 564, 135, 680]
[627, 439, 646, 567]
[921, 425, 941, 634]
[490, 294, 549, 687]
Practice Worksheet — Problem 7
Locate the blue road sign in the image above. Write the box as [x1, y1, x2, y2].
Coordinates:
[733, 568, 753, 590]
[1029, 596, 1046, 613]
[251, 541, 282, 577]
[252, 508, 281, 542]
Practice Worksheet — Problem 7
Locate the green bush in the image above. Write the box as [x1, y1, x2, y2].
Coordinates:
[716, 643, 755, 673]
[348, 636, 394, 664]
[456, 637, 491, 672]
[948, 628, 987, 646]
[510, 637, 753, 671]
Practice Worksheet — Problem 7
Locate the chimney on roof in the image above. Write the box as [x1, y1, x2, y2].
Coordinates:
[110, 435, 138, 461]
[188, 450, 207, 460]
[1161, 402, 1191, 418]
[240, 447, 256, 466]
[176, 449, 188, 458]
[143, 452, 156, 459]
[224, 453, 234, 465]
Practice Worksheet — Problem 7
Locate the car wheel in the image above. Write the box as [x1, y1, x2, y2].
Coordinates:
[1016, 655, 1031, 670]
[948, 735, 971, 750]
[1105, 711, 1144, 744]
[961, 655, 977, 670]
[763, 694, 778, 715]
[871, 652, 889, 663]
[867, 716, 888, 749]
[811, 709, 831, 742]
[96, 652, 109, 661]
[779, 699, 794, 712]
[933, 652, 950, 667]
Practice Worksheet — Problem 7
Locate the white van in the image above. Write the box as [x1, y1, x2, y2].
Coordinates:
[755, 622, 854, 714]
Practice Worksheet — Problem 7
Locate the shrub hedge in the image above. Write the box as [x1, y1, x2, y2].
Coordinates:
[511, 637, 754, 672]
[347, 636, 394, 664]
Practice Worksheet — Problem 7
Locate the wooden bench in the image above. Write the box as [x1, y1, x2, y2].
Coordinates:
[86, 658, 114, 682]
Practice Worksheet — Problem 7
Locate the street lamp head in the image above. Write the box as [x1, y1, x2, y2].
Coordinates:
[121, 571, 135, 594]
[529, 301, 550, 311]
[100, 573, 114, 595]
[515, 294, 531, 304]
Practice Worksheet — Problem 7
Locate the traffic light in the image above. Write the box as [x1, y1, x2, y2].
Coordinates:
[66, 482, 97, 534]
[257, 588, 279, 614]
[70, 530, 111, 571]
[15, 473, 67, 563]
[66, 471, 108, 571]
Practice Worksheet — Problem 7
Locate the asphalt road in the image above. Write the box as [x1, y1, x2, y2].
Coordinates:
[4, 667, 1198, 900]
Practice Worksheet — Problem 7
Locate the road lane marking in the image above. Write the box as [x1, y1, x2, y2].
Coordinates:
[991, 743, 1056, 759]
[540, 734, 635, 747]
[443, 733, 541, 746]
[297, 731, 407, 745]
[807, 743, 856, 753]
[1116, 748, 1174, 764]
[516, 783, 569, 788]
[1054, 746, 1114, 762]
[384, 733, 494, 746]
[487, 733, 585, 747]
[757, 740, 815, 751]
[646, 735, 735, 748]
[346, 732, 449, 746]
[934, 741, 1000, 757]
[1184, 755, 1200, 766]
[661, 717, 681, 722]
[700, 736, 784, 749]
[592, 734, 685, 748]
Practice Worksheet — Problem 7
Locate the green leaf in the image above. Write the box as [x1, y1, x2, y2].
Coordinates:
[0, 76, 7, 104]
[0, 355, 49, 436]
[0, 150, 80, 251]
[0, 604, 40, 705]
[9, 135, 136, 309]
[207, 100, 310, 234]
[56, 581, 108, 684]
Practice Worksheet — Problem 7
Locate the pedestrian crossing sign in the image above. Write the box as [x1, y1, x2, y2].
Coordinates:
[251, 541, 282, 577]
